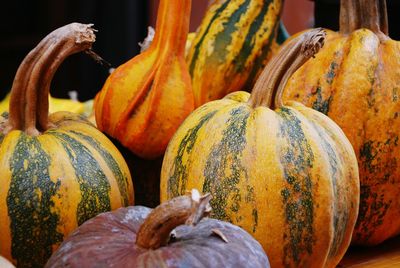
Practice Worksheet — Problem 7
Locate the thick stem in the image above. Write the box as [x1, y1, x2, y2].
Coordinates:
[339, 0, 361, 34]
[360, 0, 380, 34]
[248, 28, 325, 109]
[149, 0, 191, 56]
[5, 23, 96, 135]
[379, 0, 388, 35]
[136, 189, 212, 249]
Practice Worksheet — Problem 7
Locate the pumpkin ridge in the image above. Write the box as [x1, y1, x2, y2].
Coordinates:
[167, 110, 219, 198]
[203, 105, 252, 225]
[51, 131, 112, 225]
[277, 107, 315, 267]
[70, 130, 131, 207]
[7, 133, 63, 267]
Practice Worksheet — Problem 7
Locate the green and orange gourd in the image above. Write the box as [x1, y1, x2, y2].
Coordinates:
[186, 0, 283, 107]
[0, 23, 134, 267]
[161, 29, 360, 267]
[94, 0, 194, 159]
[281, 0, 400, 245]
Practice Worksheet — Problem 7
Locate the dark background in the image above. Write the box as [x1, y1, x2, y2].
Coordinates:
[0, 1, 148, 101]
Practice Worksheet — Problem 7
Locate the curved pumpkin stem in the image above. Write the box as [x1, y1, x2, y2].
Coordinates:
[339, 0, 361, 34]
[136, 189, 212, 249]
[359, 0, 389, 39]
[4, 23, 96, 135]
[248, 28, 325, 109]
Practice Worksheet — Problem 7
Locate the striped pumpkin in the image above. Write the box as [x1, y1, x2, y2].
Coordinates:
[186, 0, 282, 107]
[0, 24, 134, 267]
[161, 29, 360, 267]
[281, 0, 400, 245]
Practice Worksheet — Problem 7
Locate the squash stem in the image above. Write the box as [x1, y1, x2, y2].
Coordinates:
[339, 0, 361, 35]
[5, 23, 96, 135]
[149, 0, 191, 56]
[359, 0, 388, 40]
[136, 189, 212, 249]
[248, 28, 325, 109]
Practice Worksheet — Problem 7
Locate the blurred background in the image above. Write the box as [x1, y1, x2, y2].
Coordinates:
[0, 0, 398, 102]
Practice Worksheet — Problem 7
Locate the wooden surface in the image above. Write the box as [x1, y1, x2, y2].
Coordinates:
[338, 236, 400, 267]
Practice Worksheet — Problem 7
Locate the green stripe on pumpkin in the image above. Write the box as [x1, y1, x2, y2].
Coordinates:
[8, 133, 63, 268]
[167, 110, 218, 198]
[234, 0, 273, 73]
[277, 107, 314, 267]
[70, 130, 131, 206]
[51, 131, 112, 225]
[202, 106, 257, 231]
[204, 0, 252, 68]
[188, 0, 231, 75]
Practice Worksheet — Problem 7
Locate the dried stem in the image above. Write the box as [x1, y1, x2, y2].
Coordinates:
[4, 23, 96, 135]
[136, 189, 212, 249]
[248, 28, 325, 109]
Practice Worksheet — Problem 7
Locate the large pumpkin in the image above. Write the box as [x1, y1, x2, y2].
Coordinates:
[161, 29, 360, 267]
[46, 190, 270, 268]
[0, 23, 134, 267]
[281, 0, 400, 245]
[94, 0, 194, 159]
[186, 0, 283, 107]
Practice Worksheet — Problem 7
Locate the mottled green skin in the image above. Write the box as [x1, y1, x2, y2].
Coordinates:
[7, 133, 63, 268]
[277, 107, 314, 267]
[167, 110, 218, 197]
[202, 106, 257, 231]
[188, 0, 232, 75]
[51, 131, 112, 225]
[71, 130, 130, 206]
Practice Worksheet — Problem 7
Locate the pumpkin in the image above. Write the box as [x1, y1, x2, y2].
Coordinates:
[0, 91, 93, 117]
[45, 189, 270, 268]
[281, 0, 400, 246]
[0, 23, 134, 267]
[94, 0, 194, 159]
[186, 0, 283, 107]
[161, 29, 360, 267]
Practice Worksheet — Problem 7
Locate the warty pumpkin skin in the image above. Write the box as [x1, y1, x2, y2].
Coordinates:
[186, 0, 282, 107]
[161, 29, 360, 267]
[94, 0, 194, 159]
[0, 23, 134, 267]
[46, 190, 270, 268]
[281, 0, 400, 245]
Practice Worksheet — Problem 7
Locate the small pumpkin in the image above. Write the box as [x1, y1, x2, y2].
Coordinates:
[46, 189, 270, 268]
[186, 0, 283, 107]
[94, 0, 194, 159]
[161, 29, 360, 267]
[281, 0, 400, 246]
[0, 23, 134, 267]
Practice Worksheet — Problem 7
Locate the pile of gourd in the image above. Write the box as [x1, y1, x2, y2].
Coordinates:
[1, 0, 399, 267]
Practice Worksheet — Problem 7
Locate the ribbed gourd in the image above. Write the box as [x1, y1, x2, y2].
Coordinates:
[46, 190, 270, 268]
[0, 23, 134, 267]
[161, 29, 360, 267]
[94, 0, 194, 159]
[186, 0, 283, 107]
[281, 0, 400, 245]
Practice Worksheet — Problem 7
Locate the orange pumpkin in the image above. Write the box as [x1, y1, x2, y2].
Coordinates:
[94, 0, 194, 159]
[282, 0, 400, 245]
